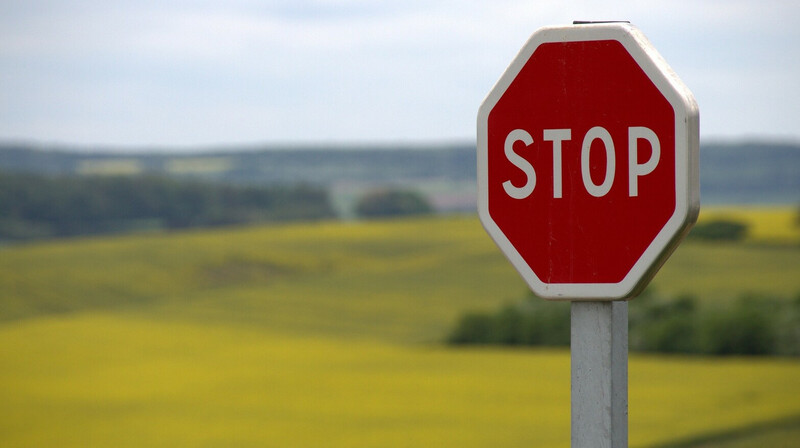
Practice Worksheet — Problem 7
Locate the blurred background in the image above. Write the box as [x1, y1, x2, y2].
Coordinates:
[1, 1, 799, 447]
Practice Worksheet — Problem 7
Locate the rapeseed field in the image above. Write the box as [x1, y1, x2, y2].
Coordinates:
[698, 205, 800, 245]
[1, 209, 798, 447]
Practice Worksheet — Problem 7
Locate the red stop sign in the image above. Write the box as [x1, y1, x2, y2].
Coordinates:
[477, 23, 699, 300]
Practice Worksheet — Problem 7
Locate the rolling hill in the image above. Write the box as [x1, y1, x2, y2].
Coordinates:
[1, 213, 799, 447]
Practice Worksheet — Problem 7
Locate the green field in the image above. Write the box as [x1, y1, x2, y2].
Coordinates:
[1, 209, 799, 447]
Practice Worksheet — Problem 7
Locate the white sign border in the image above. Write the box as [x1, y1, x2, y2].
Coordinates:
[477, 23, 699, 301]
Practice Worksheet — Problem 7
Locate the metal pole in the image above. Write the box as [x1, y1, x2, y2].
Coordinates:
[571, 301, 628, 448]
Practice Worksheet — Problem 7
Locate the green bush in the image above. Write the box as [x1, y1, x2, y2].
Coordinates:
[698, 295, 778, 355]
[355, 189, 432, 219]
[688, 219, 748, 241]
[447, 295, 570, 347]
[492, 305, 526, 345]
[796, 204, 800, 227]
[630, 293, 698, 354]
[447, 312, 495, 345]
[520, 299, 571, 346]
[775, 295, 800, 356]
[448, 290, 800, 357]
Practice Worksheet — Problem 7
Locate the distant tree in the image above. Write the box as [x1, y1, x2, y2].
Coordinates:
[446, 296, 570, 348]
[629, 293, 698, 354]
[447, 290, 800, 357]
[0, 171, 336, 241]
[698, 295, 778, 356]
[688, 219, 748, 241]
[447, 312, 495, 345]
[355, 189, 433, 218]
[796, 204, 800, 227]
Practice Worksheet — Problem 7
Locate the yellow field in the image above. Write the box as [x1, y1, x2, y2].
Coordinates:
[76, 159, 144, 176]
[1, 208, 799, 447]
[165, 156, 233, 174]
[1, 313, 798, 448]
[698, 205, 800, 244]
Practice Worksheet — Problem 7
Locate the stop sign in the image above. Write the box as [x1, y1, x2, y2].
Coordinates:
[477, 23, 699, 300]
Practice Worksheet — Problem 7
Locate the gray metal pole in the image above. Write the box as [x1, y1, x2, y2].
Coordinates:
[571, 301, 628, 448]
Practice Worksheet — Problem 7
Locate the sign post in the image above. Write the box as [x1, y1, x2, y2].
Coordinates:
[571, 301, 628, 448]
[477, 22, 698, 447]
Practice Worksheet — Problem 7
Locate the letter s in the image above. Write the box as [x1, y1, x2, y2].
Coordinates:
[503, 129, 536, 199]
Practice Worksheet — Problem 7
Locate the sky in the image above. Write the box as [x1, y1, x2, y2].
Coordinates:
[1, 0, 799, 150]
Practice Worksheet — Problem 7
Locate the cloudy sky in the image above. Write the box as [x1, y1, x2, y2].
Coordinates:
[1, 0, 798, 149]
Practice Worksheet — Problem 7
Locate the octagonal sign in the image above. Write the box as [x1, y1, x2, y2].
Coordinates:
[477, 23, 699, 300]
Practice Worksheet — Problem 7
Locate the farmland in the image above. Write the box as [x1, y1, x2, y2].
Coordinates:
[1, 208, 799, 447]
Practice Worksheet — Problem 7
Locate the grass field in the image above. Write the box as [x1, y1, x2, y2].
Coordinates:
[1, 208, 799, 447]
[698, 205, 800, 245]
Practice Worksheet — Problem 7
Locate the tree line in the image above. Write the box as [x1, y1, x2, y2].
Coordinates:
[0, 171, 336, 241]
[447, 290, 800, 357]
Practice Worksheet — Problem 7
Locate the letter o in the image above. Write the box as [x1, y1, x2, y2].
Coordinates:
[581, 126, 615, 197]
